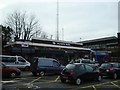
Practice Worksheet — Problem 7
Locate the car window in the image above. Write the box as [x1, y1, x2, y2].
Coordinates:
[18, 57, 26, 62]
[53, 61, 60, 67]
[2, 57, 16, 62]
[31, 58, 38, 65]
[85, 65, 93, 71]
[118, 63, 120, 67]
[101, 64, 111, 68]
[66, 64, 76, 69]
[79, 64, 85, 71]
[90, 60, 94, 64]
[75, 60, 80, 63]
[111, 63, 119, 68]
[82, 60, 90, 63]
[2, 63, 6, 68]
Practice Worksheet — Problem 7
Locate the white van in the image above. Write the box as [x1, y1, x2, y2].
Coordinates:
[1, 55, 30, 70]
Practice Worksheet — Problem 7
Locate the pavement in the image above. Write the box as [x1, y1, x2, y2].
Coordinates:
[1, 71, 120, 89]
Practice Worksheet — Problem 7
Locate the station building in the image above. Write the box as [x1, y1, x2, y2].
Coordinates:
[78, 33, 120, 62]
[3, 38, 92, 65]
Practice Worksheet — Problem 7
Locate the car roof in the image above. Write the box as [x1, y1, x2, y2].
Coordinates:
[76, 59, 92, 61]
[102, 62, 119, 64]
[68, 63, 84, 65]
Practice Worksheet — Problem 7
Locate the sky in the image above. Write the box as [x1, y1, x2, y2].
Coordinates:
[0, 0, 119, 42]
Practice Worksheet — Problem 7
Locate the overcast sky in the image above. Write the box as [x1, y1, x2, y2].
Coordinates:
[0, 0, 119, 42]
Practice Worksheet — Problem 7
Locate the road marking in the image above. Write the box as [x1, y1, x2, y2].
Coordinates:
[92, 85, 97, 90]
[2, 78, 120, 88]
[113, 80, 120, 83]
[1, 80, 17, 84]
[54, 76, 60, 82]
[111, 82, 120, 88]
[71, 80, 120, 90]
[26, 77, 42, 85]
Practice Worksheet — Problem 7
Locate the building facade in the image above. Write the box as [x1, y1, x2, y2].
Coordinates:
[78, 33, 120, 62]
[3, 38, 92, 65]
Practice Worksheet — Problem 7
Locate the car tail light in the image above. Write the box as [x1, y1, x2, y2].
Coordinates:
[69, 72, 75, 76]
[110, 68, 114, 71]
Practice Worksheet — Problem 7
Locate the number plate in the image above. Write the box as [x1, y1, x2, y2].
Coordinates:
[63, 76, 68, 79]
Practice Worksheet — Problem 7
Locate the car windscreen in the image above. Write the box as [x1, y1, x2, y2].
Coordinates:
[66, 64, 76, 70]
[31, 58, 38, 64]
[101, 64, 111, 68]
[81, 60, 90, 63]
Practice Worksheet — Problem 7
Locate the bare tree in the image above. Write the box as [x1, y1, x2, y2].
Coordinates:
[5, 11, 47, 41]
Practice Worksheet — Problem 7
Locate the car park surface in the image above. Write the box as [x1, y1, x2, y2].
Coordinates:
[1, 71, 120, 89]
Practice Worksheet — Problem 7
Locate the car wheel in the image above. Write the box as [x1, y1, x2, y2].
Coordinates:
[75, 78, 81, 85]
[39, 71, 45, 76]
[113, 73, 117, 79]
[96, 75, 102, 81]
[61, 78, 66, 83]
[25, 66, 30, 71]
[10, 72, 17, 78]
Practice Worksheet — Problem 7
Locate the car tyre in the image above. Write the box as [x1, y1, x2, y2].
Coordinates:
[113, 73, 117, 79]
[75, 78, 81, 85]
[25, 66, 30, 71]
[96, 75, 102, 81]
[10, 72, 17, 78]
[61, 78, 66, 83]
[39, 71, 45, 76]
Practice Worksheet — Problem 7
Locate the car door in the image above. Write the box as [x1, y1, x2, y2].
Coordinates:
[17, 56, 27, 68]
[2, 63, 9, 77]
[78, 64, 88, 80]
[52, 61, 61, 74]
[84, 64, 96, 80]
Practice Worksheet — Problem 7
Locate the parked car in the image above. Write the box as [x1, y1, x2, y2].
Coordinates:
[98, 62, 120, 79]
[0, 63, 21, 78]
[1, 55, 30, 70]
[72, 59, 99, 69]
[30, 57, 65, 76]
[60, 63, 102, 85]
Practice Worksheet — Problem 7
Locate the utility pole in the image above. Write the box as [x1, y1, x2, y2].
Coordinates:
[56, 0, 59, 40]
[62, 28, 64, 40]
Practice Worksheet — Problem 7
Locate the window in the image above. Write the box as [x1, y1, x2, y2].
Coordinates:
[79, 65, 85, 71]
[18, 57, 26, 62]
[85, 65, 93, 71]
[53, 61, 60, 67]
[2, 57, 16, 62]
[66, 64, 76, 69]
[101, 64, 111, 68]
[2, 63, 6, 68]
[32, 57, 38, 64]
[82, 60, 91, 63]
[111, 63, 119, 68]
[90, 60, 95, 64]
[75, 60, 80, 63]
